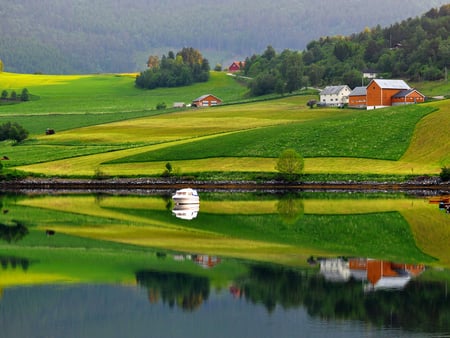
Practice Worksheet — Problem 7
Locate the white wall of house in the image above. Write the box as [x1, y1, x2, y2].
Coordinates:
[320, 85, 351, 107]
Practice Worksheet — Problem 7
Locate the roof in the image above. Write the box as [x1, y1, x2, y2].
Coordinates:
[349, 86, 367, 96]
[193, 94, 221, 102]
[369, 79, 410, 90]
[362, 68, 379, 74]
[392, 88, 424, 98]
[320, 85, 350, 95]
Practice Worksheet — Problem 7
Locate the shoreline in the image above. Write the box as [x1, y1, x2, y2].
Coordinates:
[1, 177, 449, 194]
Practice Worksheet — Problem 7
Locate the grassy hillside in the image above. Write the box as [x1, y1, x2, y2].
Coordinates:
[0, 72, 449, 178]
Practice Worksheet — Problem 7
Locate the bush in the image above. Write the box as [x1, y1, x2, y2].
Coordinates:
[0, 122, 29, 143]
[276, 149, 304, 181]
[156, 102, 167, 110]
[440, 166, 450, 182]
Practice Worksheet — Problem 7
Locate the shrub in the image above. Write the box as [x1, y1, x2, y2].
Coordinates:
[0, 122, 29, 143]
[156, 102, 167, 110]
[440, 166, 450, 182]
[275, 149, 304, 181]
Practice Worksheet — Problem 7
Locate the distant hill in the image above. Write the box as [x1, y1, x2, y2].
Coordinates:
[240, 4, 450, 93]
[0, 0, 448, 74]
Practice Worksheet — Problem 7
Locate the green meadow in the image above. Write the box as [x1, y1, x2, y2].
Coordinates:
[0, 71, 449, 178]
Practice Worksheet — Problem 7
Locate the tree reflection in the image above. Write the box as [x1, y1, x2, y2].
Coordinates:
[135, 270, 210, 312]
[230, 263, 450, 333]
[0, 256, 30, 271]
[0, 221, 29, 243]
[276, 194, 304, 225]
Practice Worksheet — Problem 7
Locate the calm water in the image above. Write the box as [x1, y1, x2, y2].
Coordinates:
[0, 190, 449, 337]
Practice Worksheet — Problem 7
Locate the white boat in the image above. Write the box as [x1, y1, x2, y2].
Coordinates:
[172, 203, 199, 220]
[172, 188, 200, 205]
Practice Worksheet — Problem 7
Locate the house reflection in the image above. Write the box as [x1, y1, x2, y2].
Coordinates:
[194, 255, 221, 269]
[319, 257, 425, 291]
[172, 203, 199, 220]
[172, 253, 222, 269]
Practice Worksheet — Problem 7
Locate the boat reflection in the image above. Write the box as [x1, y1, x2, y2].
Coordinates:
[319, 257, 425, 291]
[172, 203, 200, 220]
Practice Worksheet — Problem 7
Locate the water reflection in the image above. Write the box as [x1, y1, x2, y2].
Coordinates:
[136, 270, 210, 311]
[0, 221, 28, 243]
[319, 257, 425, 291]
[0, 191, 449, 336]
[172, 203, 199, 220]
[0, 256, 30, 271]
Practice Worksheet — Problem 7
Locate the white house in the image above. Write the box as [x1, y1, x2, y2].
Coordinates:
[362, 69, 379, 79]
[319, 85, 351, 107]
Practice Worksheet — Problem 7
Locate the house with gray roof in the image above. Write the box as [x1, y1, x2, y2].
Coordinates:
[366, 79, 424, 109]
[319, 85, 351, 107]
[348, 86, 367, 108]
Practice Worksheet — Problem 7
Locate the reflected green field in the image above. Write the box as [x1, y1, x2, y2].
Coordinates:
[0, 191, 449, 288]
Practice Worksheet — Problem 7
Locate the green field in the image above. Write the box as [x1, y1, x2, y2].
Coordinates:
[0, 71, 449, 178]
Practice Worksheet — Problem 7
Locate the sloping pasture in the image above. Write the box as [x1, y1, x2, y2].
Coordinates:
[1, 72, 449, 177]
[0, 71, 247, 115]
[16, 100, 448, 176]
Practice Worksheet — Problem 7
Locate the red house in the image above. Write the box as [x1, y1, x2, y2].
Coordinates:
[228, 61, 244, 72]
[192, 94, 222, 107]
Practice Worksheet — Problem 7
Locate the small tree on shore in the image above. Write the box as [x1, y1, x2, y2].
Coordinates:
[275, 149, 304, 181]
[440, 166, 450, 181]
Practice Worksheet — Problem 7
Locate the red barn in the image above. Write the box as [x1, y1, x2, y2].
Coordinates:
[348, 86, 367, 108]
[192, 94, 222, 107]
[366, 79, 425, 109]
[391, 88, 425, 105]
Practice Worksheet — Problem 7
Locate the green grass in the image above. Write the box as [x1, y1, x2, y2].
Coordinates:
[110, 104, 436, 162]
[412, 79, 450, 98]
[0, 110, 164, 136]
[0, 72, 248, 116]
[0, 72, 449, 177]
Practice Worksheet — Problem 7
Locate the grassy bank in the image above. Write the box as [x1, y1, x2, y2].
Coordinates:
[0, 72, 448, 179]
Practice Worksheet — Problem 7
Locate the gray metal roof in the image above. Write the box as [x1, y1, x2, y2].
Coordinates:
[392, 88, 422, 98]
[370, 79, 410, 90]
[349, 86, 367, 96]
[320, 85, 350, 95]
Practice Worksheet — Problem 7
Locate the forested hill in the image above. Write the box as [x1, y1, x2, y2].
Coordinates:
[0, 0, 448, 74]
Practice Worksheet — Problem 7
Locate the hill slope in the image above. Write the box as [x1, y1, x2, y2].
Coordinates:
[0, 0, 448, 73]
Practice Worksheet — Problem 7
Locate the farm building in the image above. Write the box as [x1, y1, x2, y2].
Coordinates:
[228, 61, 245, 72]
[366, 79, 424, 109]
[319, 85, 351, 107]
[192, 94, 222, 107]
[362, 69, 379, 79]
[348, 87, 367, 108]
[391, 88, 426, 106]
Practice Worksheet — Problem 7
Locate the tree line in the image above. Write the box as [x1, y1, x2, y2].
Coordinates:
[0, 0, 446, 74]
[135, 48, 210, 89]
[1, 88, 30, 102]
[242, 4, 450, 95]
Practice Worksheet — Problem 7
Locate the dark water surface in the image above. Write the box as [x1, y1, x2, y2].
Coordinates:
[0, 282, 439, 338]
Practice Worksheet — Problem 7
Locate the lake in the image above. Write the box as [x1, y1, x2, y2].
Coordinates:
[0, 190, 449, 337]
